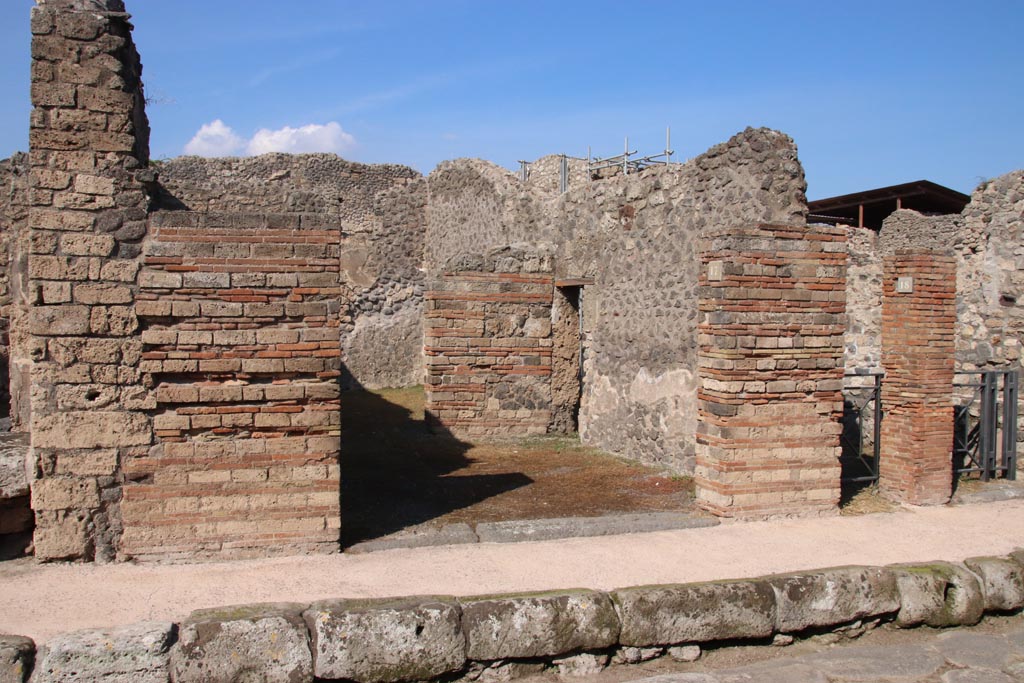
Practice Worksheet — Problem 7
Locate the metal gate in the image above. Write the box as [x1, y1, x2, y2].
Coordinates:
[840, 372, 883, 484]
[953, 370, 1018, 481]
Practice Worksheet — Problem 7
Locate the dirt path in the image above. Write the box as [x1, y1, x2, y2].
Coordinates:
[2, 499, 1023, 643]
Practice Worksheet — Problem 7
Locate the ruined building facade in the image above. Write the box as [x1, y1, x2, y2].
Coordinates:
[0, 0, 1020, 561]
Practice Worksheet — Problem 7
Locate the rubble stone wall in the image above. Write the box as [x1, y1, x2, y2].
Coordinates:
[124, 210, 342, 559]
[423, 129, 808, 473]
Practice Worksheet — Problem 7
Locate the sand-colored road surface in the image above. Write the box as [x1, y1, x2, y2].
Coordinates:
[2, 499, 1023, 643]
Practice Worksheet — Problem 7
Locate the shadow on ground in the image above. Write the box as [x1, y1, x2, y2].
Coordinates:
[339, 386, 695, 547]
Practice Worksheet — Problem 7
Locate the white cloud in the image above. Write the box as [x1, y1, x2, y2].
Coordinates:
[183, 119, 244, 157]
[183, 120, 356, 158]
[247, 122, 355, 156]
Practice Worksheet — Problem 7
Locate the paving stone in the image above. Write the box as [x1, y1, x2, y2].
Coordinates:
[803, 643, 946, 682]
[716, 663, 829, 683]
[935, 631, 1013, 671]
[941, 668, 1015, 683]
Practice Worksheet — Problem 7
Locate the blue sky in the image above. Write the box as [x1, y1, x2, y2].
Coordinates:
[1, 1, 1022, 198]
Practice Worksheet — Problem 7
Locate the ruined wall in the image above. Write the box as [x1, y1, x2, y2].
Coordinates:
[154, 154, 424, 389]
[28, 0, 154, 561]
[423, 128, 808, 472]
[424, 246, 554, 437]
[956, 171, 1024, 372]
[340, 177, 427, 389]
[844, 227, 882, 373]
[123, 210, 341, 559]
[0, 155, 30, 428]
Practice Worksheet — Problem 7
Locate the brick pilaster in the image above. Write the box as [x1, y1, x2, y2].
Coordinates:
[695, 223, 847, 518]
[878, 251, 956, 504]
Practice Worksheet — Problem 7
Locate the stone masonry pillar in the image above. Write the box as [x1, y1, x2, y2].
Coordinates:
[878, 246, 956, 505]
[695, 223, 847, 518]
[28, 0, 153, 560]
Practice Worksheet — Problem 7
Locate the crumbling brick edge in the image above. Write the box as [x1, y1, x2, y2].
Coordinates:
[5, 551, 1024, 682]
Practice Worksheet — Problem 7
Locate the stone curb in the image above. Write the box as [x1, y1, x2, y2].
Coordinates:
[5, 551, 1024, 683]
[345, 511, 719, 553]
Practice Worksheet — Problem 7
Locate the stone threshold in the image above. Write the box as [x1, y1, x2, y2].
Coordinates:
[346, 511, 719, 553]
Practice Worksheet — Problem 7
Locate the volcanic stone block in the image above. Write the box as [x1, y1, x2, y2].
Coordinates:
[891, 563, 984, 628]
[769, 567, 899, 633]
[612, 580, 776, 647]
[304, 597, 465, 683]
[32, 411, 151, 449]
[170, 603, 313, 683]
[964, 556, 1024, 612]
[0, 634, 34, 683]
[460, 590, 620, 661]
[32, 621, 174, 683]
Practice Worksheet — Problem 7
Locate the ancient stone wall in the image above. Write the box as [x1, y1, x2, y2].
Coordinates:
[124, 210, 342, 559]
[956, 171, 1024, 373]
[0, 154, 29, 428]
[695, 223, 847, 518]
[424, 246, 555, 437]
[27, 0, 154, 561]
[153, 154, 423, 389]
[422, 129, 808, 473]
[340, 177, 427, 389]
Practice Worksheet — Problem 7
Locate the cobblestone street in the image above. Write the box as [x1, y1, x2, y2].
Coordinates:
[619, 616, 1024, 683]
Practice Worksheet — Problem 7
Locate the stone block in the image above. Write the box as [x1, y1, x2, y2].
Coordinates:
[170, 603, 313, 683]
[612, 580, 775, 647]
[73, 284, 132, 305]
[33, 511, 90, 561]
[32, 621, 174, 683]
[30, 476, 100, 511]
[460, 590, 619, 661]
[769, 567, 899, 633]
[32, 411, 151, 449]
[61, 233, 115, 257]
[304, 596, 465, 682]
[29, 306, 90, 336]
[891, 562, 985, 628]
[963, 556, 1024, 612]
[0, 436, 30, 499]
[0, 634, 34, 683]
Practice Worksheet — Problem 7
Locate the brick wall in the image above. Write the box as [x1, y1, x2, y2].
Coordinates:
[424, 262, 554, 438]
[121, 211, 341, 559]
[878, 251, 956, 505]
[695, 223, 847, 518]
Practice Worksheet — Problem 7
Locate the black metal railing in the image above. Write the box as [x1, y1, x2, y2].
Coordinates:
[953, 370, 1018, 481]
[841, 372, 883, 484]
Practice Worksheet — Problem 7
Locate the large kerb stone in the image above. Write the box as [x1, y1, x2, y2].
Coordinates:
[170, 603, 313, 683]
[460, 590, 619, 661]
[303, 596, 465, 683]
[32, 621, 174, 683]
[769, 566, 899, 633]
[964, 555, 1024, 612]
[0, 635, 34, 683]
[612, 580, 775, 647]
[891, 562, 985, 628]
